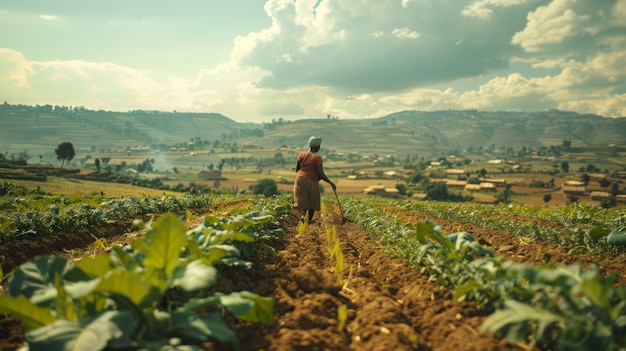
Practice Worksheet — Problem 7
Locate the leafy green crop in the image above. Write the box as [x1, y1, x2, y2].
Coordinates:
[341, 197, 626, 351]
[0, 210, 278, 350]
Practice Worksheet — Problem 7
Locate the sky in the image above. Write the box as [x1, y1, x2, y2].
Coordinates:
[1, 0, 626, 122]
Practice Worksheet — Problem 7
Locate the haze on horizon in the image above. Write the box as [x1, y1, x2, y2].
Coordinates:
[1, 0, 626, 123]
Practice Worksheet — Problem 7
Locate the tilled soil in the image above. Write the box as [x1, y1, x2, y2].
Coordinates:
[208, 205, 526, 351]
[1, 200, 544, 351]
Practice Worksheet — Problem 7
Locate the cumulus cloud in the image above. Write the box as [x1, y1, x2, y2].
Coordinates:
[233, 0, 520, 93]
[0, 50, 225, 112]
[462, 0, 531, 19]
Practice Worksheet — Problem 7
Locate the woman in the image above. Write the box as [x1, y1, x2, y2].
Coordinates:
[294, 136, 336, 223]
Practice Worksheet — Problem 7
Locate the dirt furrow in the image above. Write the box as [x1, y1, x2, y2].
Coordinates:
[212, 205, 527, 350]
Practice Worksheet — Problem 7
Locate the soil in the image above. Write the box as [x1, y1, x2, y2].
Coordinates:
[2, 196, 623, 351]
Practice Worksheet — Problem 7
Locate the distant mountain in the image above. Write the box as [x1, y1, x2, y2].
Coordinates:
[1, 104, 624, 158]
[251, 110, 626, 155]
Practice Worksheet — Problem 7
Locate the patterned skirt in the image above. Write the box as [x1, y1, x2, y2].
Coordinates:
[293, 176, 321, 210]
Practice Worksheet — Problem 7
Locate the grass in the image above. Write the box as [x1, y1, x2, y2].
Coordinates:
[7, 176, 180, 197]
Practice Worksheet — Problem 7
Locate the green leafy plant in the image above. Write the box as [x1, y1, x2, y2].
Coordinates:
[0, 212, 275, 350]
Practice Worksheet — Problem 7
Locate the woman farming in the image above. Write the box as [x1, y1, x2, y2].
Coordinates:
[294, 136, 336, 223]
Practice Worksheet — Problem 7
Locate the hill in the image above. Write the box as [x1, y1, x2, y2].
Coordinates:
[1, 103, 625, 159]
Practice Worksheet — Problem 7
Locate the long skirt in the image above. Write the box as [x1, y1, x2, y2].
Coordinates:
[293, 176, 321, 211]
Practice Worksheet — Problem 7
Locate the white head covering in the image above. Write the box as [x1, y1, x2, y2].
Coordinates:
[308, 136, 322, 147]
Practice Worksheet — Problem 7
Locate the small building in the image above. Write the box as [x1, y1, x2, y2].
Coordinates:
[446, 180, 467, 188]
[464, 184, 482, 192]
[478, 178, 507, 187]
[590, 191, 611, 201]
[563, 184, 586, 195]
[479, 182, 497, 191]
[446, 169, 465, 176]
[363, 184, 398, 195]
[588, 173, 607, 181]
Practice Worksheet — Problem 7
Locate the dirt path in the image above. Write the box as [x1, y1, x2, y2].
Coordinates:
[0, 200, 530, 351]
[207, 205, 527, 351]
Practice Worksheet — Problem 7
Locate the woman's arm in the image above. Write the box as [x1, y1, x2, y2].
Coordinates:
[315, 164, 336, 190]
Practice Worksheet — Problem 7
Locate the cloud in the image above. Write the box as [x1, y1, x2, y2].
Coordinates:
[462, 0, 531, 19]
[39, 14, 62, 21]
[512, 0, 624, 55]
[0, 49, 33, 89]
[392, 27, 420, 39]
[0, 49, 225, 112]
[233, 0, 521, 93]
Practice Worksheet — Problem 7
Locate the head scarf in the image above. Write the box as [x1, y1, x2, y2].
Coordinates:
[308, 136, 322, 147]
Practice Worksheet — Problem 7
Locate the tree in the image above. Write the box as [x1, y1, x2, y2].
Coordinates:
[560, 161, 569, 173]
[395, 183, 407, 196]
[95, 158, 101, 172]
[424, 181, 449, 201]
[55, 141, 75, 168]
[598, 177, 611, 188]
[581, 173, 590, 185]
[249, 178, 279, 198]
[496, 184, 513, 204]
[543, 194, 552, 204]
[611, 183, 620, 196]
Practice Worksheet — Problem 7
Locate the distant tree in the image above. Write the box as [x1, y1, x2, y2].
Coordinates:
[496, 184, 513, 204]
[479, 168, 487, 178]
[562, 140, 572, 148]
[249, 178, 279, 198]
[581, 173, 590, 185]
[543, 194, 552, 204]
[55, 141, 75, 168]
[560, 161, 569, 173]
[408, 172, 424, 184]
[95, 158, 101, 172]
[424, 181, 449, 201]
[395, 183, 406, 196]
[598, 177, 611, 188]
[611, 183, 620, 196]
[567, 195, 579, 204]
[600, 197, 617, 209]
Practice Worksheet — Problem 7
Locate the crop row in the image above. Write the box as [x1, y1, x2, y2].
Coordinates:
[0, 193, 251, 244]
[340, 197, 626, 351]
[373, 199, 626, 253]
[0, 194, 294, 350]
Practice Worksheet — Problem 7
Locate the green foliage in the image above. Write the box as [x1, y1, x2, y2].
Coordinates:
[0, 209, 283, 350]
[481, 266, 626, 350]
[607, 230, 626, 246]
[55, 141, 75, 169]
[0, 193, 227, 243]
[423, 180, 449, 200]
[249, 178, 279, 198]
[341, 197, 626, 350]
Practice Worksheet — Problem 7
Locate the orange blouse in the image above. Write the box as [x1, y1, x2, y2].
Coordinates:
[296, 152, 323, 181]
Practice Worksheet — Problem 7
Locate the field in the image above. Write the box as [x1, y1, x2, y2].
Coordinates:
[1, 177, 625, 350]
